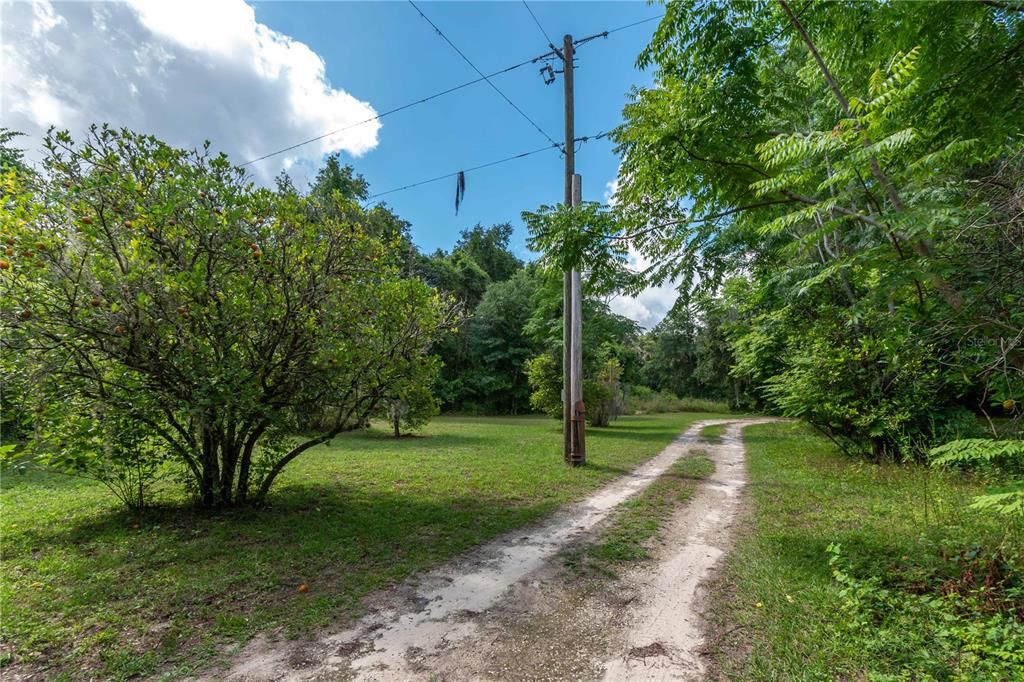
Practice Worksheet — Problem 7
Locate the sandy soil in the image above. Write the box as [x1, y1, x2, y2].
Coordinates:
[204, 418, 773, 682]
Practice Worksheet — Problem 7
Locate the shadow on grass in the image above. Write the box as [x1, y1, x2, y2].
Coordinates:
[313, 431, 490, 449]
[10, 479, 549, 562]
[578, 461, 636, 477]
[3, 480, 561, 678]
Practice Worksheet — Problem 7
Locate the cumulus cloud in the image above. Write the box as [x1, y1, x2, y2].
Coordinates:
[604, 177, 619, 205]
[607, 245, 680, 330]
[1, 0, 379, 181]
[602, 172, 679, 329]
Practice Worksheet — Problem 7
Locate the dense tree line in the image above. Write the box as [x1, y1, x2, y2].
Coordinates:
[414, 223, 647, 421]
[1, 127, 732, 509]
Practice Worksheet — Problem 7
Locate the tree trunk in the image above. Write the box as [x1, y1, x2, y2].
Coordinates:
[198, 425, 224, 508]
[219, 439, 239, 507]
[393, 411, 401, 438]
[872, 438, 887, 465]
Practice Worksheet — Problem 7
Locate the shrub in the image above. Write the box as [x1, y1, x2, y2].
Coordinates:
[525, 352, 627, 427]
[628, 389, 730, 415]
[1, 126, 454, 508]
[828, 543, 1024, 678]
[930, 439, 1024, 517]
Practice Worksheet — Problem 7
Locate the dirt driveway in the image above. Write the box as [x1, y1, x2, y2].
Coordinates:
[207, 418, 774, 681]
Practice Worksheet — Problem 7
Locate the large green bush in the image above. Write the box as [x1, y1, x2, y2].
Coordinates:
[1, 126, 454, 508]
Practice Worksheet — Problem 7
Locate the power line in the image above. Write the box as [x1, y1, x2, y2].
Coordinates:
[573, 13, 665, 48]
[240, 51, 555, 167]
[521, 1, 556, 49]
[366, 131, 611, 201]
[407, 0, 560, 148]
[240, 12, 643, 170]
[367, 143, 559, 200]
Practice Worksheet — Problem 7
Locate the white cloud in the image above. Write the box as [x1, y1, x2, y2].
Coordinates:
[602, 170, 678, 329]
[607, 245, 679, 330]
[604, 176, 620, 206]
[1, 0, 379, 181]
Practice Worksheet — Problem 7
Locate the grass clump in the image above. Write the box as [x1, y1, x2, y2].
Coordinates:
[699, 423, 727, 443]
[570, 453, 715, 572]
[711, 421, 1024, 680]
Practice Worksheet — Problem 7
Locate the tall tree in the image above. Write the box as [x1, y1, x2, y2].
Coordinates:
[453, 223, 522, 283]
[465, 268, 542, 414]
[611, 0, 1023, 454]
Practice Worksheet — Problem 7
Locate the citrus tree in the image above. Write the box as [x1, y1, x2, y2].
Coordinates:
[1, 126, 455, 508]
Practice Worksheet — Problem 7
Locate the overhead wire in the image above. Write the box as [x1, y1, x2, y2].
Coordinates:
[521, 1, 556, 49]
[243, 9, 656, 196]
[572, 13, 665, 48]
[240, 50, 556, 167]
[366, 131, 612, 201]
[407, 0, 560, 148]
[240, 12, 655, 169]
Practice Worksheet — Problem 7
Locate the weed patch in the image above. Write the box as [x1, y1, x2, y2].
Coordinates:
[707, 422, 1024, 680]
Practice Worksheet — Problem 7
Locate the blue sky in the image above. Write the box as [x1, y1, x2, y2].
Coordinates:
[250, 1, 659, 257]
[3, 0, 673, 325]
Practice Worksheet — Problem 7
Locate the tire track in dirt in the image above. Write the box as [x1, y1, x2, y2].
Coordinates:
[598, 419, 769, 680]
[211, 418, 773, 681]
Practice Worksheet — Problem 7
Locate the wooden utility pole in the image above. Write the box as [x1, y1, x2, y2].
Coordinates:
[570, 175, 585, 464]
[561, 33, 574, 465]
[561, 34, 585, 466]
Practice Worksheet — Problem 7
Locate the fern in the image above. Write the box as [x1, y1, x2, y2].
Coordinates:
[930, 439, 1024, 517]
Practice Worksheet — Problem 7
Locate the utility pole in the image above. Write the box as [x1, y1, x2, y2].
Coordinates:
[560, 34, 585, 466]
[562, 33, 574, 465]
[570, 175, 585, 465]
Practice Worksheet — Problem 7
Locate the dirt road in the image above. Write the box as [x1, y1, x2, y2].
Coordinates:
[212, 418, 772, 681]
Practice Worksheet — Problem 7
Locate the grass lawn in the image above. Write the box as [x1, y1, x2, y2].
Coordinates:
[710, 421, 1023, 680]
[0, 412, 724, 680]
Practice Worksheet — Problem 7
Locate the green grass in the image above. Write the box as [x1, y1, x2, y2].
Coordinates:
[0, 412, 726, 679]
[566, 451, 715, 574]
[712, 421, 1023, 680]
[699, 423, 727, 443]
